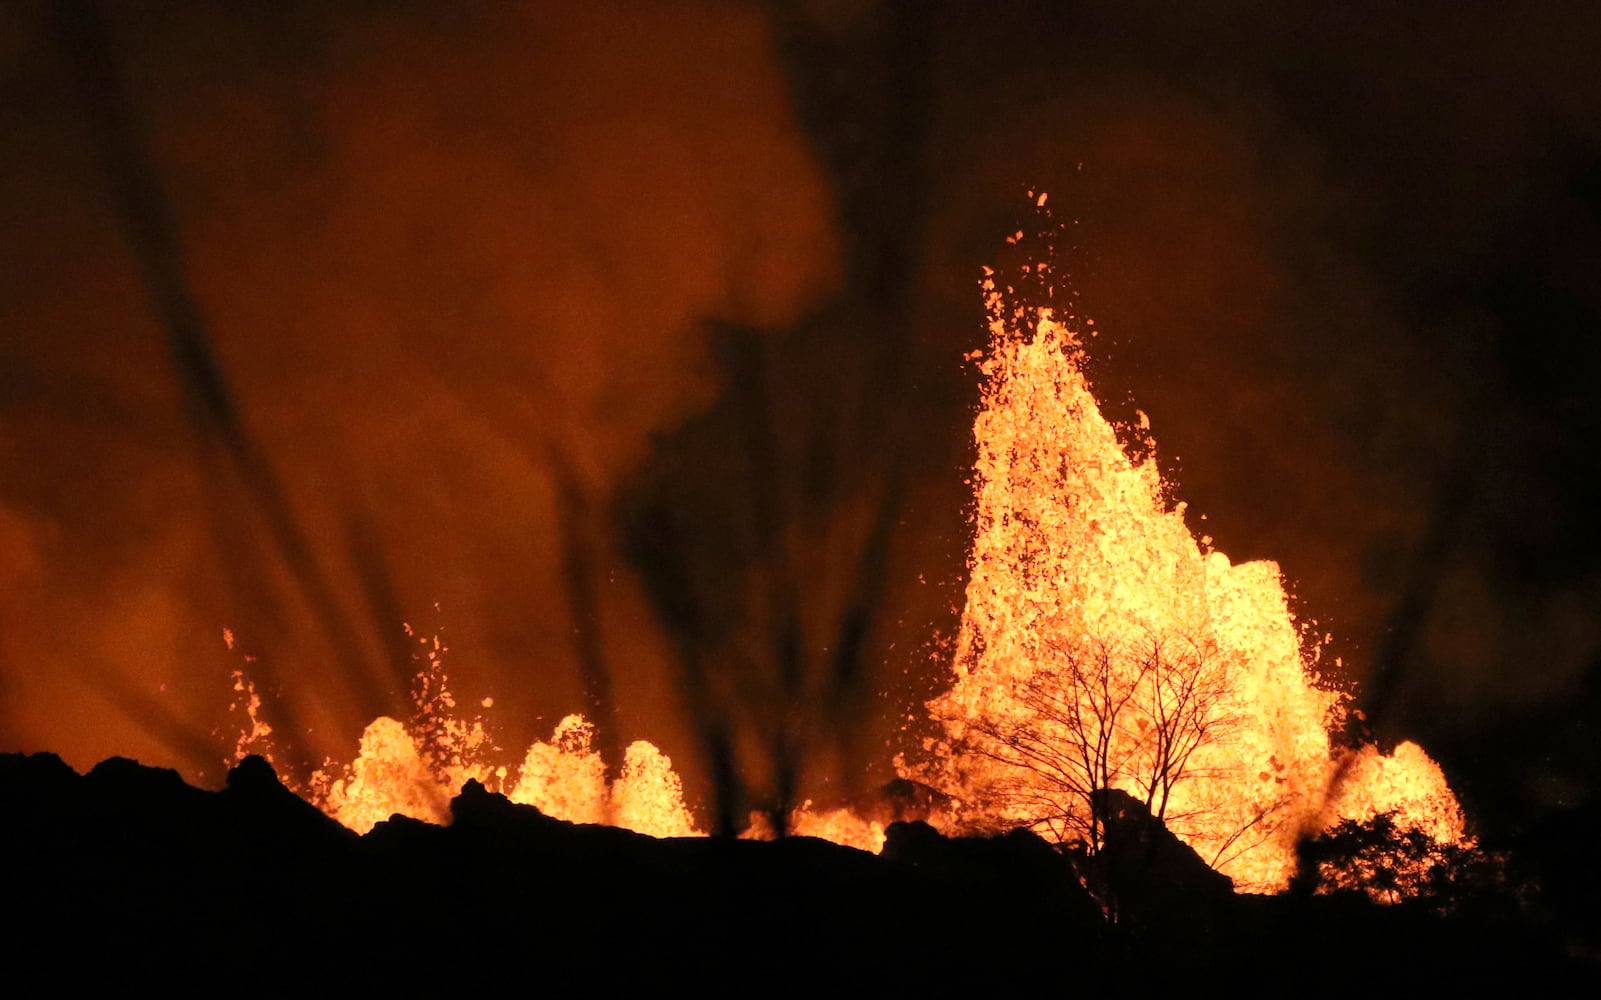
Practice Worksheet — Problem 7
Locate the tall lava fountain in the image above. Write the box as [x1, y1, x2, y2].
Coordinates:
[904, 204, 1465, 891]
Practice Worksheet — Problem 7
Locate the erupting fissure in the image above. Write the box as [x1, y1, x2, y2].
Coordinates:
[225, 624, 885, 849]
[227, 625, 703, 839]
[224, 199, 1466, 894]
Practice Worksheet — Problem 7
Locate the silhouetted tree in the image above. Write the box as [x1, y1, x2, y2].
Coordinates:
[955, 631, 1239, 861]
[1296, 811, 1514, 913]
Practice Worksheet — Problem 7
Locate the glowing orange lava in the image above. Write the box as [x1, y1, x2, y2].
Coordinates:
[226, 627, 702, 838]
[897, 222, 1464, 891]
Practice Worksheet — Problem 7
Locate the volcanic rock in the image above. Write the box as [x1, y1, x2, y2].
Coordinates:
[1092, 787, 1235, 897]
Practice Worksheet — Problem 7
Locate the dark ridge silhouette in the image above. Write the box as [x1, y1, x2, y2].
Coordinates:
[1091, 787, 1237, 898]
[2, 752, 1589, 993]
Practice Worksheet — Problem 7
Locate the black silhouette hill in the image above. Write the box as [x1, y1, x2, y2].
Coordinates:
[0, 752, 1587, 993]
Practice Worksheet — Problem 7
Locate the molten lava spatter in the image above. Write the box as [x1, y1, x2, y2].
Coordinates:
[901, 233, 1464, 891]
[227, 629, 893, 850]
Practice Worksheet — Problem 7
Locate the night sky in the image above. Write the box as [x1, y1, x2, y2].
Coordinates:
[3, 1, 1599, 841]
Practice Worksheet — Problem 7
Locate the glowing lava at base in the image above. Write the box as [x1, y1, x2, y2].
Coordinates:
[228, 627, 701, 838]
[230, 630, 884, 847]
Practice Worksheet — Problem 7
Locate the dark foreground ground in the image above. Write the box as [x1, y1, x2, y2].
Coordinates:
[2, 752, 1593, 995]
